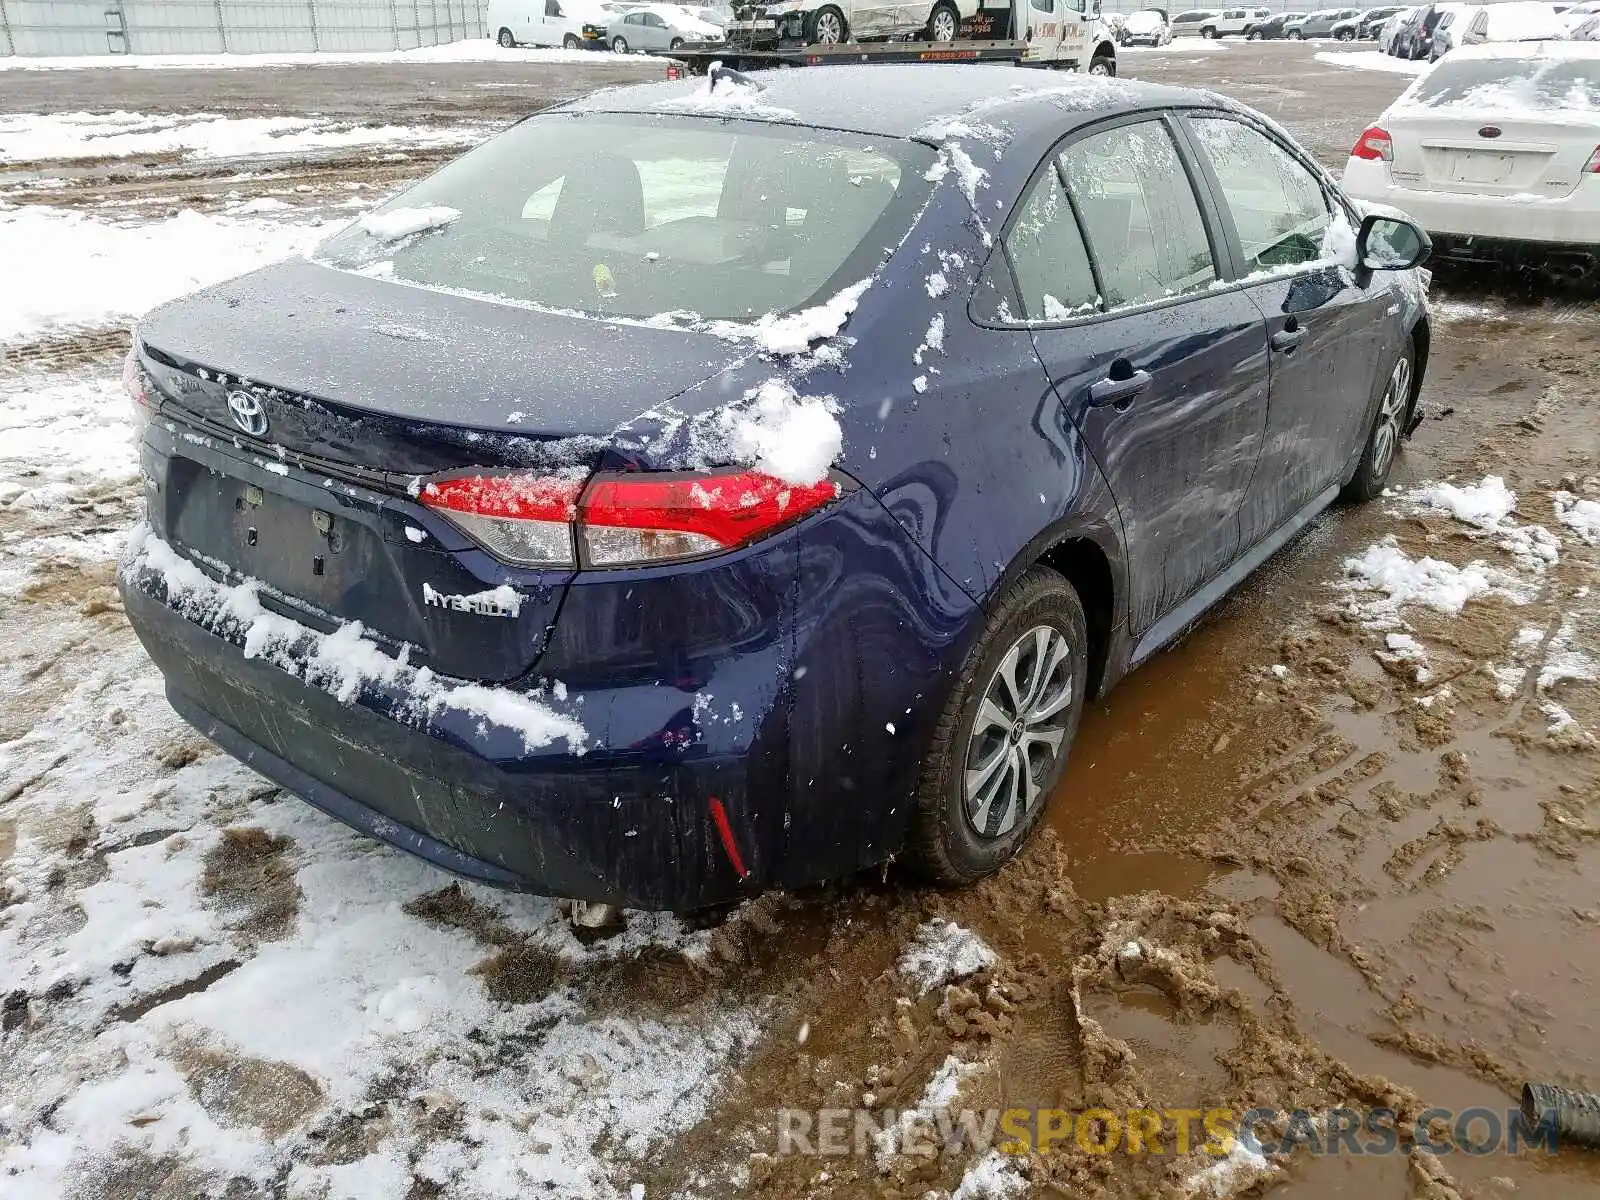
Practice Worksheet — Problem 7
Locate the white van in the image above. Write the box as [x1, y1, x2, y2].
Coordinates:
[488, 0, 611, 48]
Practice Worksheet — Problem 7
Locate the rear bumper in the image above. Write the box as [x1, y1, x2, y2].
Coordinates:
[1342, 159, 1600, 247]
[122, 572, 758, 909]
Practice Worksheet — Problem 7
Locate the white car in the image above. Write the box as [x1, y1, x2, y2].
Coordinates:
[748, 0, 981, 43]
[1460, 0, 1564, 42]
[1341, 41, 1600, 264]
[1195, 6, 1271, 36]
[1377, 5, 1418, 50]
[489, 0, 610, 47]
[607, 3, 726, 49]
[1120, 7, 1174, 43]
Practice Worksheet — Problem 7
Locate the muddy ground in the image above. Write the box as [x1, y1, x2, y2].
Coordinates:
[2, 41, 1598, 1200]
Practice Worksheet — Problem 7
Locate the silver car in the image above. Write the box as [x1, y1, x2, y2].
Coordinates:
[609, 3, 726, 50]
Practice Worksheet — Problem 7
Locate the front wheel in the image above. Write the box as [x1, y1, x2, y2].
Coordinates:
[1247, 29, 1260, 39]
[908, 569, 1088, 885]
[1088, 53, 1115, 75]
[926, 0, 959, 41]
[611, 34, 629, 51]
[563, 33, 580, 48]
[1337, 27, 1355, 40]
[496, 27, 516, 46]
[670, 36, 683, 48]
[808, 4, 846, 44]
[1200, 25, 1217, 37]
[1342, 342, 1416, 503]
[1289, 28, 1302, 39]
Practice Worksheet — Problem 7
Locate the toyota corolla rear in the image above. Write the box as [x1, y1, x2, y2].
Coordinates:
[118, 106, 966, 910]
[1342, 44, 1600, 261]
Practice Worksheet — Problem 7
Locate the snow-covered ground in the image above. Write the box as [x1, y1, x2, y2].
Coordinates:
[0, 40, 639, 71]
[0, 206, 332, 345]
[1314, 49, 1431, 74]
[0, 111, 493, 164]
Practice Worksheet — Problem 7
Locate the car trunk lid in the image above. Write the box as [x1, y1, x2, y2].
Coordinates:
[136, 258, 759, 682]
[1386, 112, 1599, 200]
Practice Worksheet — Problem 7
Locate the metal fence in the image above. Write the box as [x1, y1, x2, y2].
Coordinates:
[0, 0, 490, 57]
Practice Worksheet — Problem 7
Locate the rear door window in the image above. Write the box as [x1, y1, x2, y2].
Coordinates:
[1056, 119, 1219, 309]
[1001, 168, 1100, 321]
[1188, 115, 1332, 272]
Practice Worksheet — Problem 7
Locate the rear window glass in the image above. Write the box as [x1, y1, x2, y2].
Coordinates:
[1406, 57, 1600, 114]
[314, 113, 932, 323]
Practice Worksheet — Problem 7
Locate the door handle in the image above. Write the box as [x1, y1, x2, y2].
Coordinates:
[1270, 326, 1306, 353]
[1087, 367, 1152, 408]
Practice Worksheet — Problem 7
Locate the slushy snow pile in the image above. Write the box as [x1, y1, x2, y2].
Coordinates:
[0, 111, 489, 164]
[1339, 536, 1533, 625]
[0, 205, 326, 345]
[1407, 475, 1560, 570]
[720, 379, 844, 486]
[1555, 490, 1600, 546]
[899, 918, 998, 996]
[357, 204, 463, 242]
[952, 1151, 1031, 1200]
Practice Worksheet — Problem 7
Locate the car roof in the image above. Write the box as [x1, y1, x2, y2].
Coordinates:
[1446, 35, 1600, 57]
[558, 64, 1198, 141]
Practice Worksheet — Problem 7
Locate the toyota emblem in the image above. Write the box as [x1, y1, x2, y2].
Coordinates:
[226, 389, 268, 437]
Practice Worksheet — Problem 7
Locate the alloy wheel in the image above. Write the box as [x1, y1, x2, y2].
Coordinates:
[963, 625, 1074, 839]
[1369, 356, 1411, 479]
[815, 9, 843, 42]
[931, 6, 957, 39]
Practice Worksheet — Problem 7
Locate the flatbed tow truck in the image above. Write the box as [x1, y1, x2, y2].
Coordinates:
[658, 0, 1118, 75]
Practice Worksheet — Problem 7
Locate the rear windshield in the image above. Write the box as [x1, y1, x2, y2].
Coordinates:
[1407, 57, 1600, 114]
[314, 112, 933, 323]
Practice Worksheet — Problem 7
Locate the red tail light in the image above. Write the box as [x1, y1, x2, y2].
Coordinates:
[1585, 145, 1600, 174]
[1352, 126, 1393, 162]
[123, 344, 151, 410]
[420, 469, 845, 569]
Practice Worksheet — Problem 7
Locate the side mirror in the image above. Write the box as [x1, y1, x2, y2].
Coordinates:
[1357, 212, 1431, 271]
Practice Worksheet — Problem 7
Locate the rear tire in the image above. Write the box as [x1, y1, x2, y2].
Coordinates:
[612, 33, 629, 51]
[1201, 24, 1217, 37]
[1089, 52, 1115, 74]
[1342, 340, 1417, 503]
[808, 4, 846, 44]
[1337, 27, 1355, 40]
[497, 27, 516, 46]
[670, 36, 684, 48]
[1289, 28, 1302, 38]
[908, 569, 1088, 885]
[927, 0, 959, 41]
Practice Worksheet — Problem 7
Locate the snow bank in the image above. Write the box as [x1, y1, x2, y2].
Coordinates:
[898, 918, 997, 996]
[0, 205, 324, 344]
[0, 39, 645, 71]
[0, 110, 489, 164]
[1314, 49, 1430, 74]
[123, 527, 587, 753]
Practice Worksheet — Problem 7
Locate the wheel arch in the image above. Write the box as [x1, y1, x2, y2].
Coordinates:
[1093, 39, 1117, 63]
[983, 517, 1129, 703]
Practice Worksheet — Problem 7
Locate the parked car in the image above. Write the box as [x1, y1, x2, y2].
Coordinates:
[1343, 41, 1599, 273]
[488, 0, 610, 47]
[1356, 3, 1406, 35]
[1460, 0, 1565, 42]
[1429, 4, 1473, 56]
[740, 0, 983, 43]
[119, 64, 1433, 910]
[1195, 6, 1271, 35]
[1289, 7, 1364, 37]
[1391, 2, 1459, 55]
[607, 3, 725, 49]
[1248, 10, 1306, 36]
[1377, 4, 1418, 48]
[1170, 8, 1220, 34]
[1119, 7, 1174, 43]
[1562, 0, 1600, 31]
[1573, 11, 1600, 35]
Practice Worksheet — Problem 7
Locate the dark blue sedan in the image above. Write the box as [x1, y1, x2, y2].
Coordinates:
[118, 64, 1432, 910]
